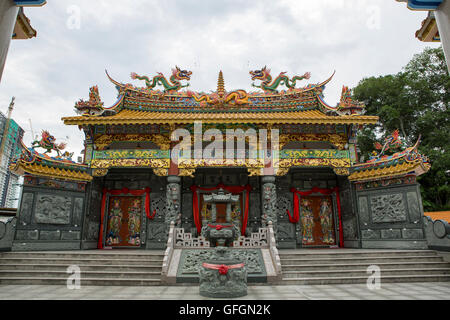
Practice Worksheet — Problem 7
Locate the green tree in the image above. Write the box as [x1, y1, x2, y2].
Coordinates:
[353, 47, 450, 211]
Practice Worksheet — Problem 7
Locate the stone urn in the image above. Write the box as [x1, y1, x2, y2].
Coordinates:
[204, 222, 236, 247]
[199, 247, 247, 298]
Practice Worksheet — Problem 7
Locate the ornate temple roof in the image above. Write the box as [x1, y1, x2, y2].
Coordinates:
[396, 0, 443, 10]
[416, 11, 440, 42]
[349, 135, 431, 182]
[10, 142, 92, 182]
[12, 8, 37, 40]
[62, 68, 379, 126]
[63, 108, 378, 126]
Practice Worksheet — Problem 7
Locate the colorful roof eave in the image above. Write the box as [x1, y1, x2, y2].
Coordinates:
[12, 8, 37, 40]
[348, 160, 429, 182]
[10, 141, 92, 182]
[349, 137, 431, 182]
[10, 161, 93, 182]
[62, 109, 379, 126]
[397, 0, 444, 10]
[416, 12, 440, 42]
[14, 0, 47, 6]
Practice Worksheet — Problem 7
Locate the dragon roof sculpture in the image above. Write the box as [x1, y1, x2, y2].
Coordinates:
[337, 86, 366, 115]
[62, 67, 378, 126]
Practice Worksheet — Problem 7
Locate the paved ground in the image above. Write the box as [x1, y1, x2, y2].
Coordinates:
[0, 282, 449, 300]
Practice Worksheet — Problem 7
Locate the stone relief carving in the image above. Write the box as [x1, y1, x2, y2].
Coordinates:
[147, 222, 167, 242]
[19, 193, 34, 224]
[361, 229, 380, 239]
[34, 194, 72, 224]
[166, 180, 181, 227]
[261, 178, 277, 234]
[73, 198, 84, 226]
[342, 217, 357, 240]
[370, 194, 406, 223]
[276, 223, 295, 241]
[358, 196, 369, 225]
[339, 189, 354, 219]
[199, 263, 247, 298]
[275, 194, 292, 221]
[150, 193, 166, 220]
[249, 192, 261, 219]
[180, 249, 263, 275]
[248, 192, 261, 232]
[86, 222, 99, 240]
[406, 191, 421, 222]
[182, 192, 193, 218]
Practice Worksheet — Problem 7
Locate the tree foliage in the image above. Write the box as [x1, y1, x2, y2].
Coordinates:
[353, 47, 450, 211]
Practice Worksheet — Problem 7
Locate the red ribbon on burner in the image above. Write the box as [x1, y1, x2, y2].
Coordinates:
[207, 224, 233, 231]
[202, 263, 245, 275]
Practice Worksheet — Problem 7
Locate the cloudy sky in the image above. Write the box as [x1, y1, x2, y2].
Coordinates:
[0, 0, 440, 158]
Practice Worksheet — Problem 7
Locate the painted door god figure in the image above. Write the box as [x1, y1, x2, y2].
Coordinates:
[106, 199, 123, 246]
[319, 198, 335, 244]
[300, 199, 315, 244]
[127, 198, 142, 245]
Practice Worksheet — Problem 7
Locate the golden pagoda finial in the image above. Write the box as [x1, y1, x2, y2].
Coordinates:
[217, 70, 225, 98]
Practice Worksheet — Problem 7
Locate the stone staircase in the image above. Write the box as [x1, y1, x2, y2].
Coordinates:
[279, 249, 450, 285]
[0, 250, 164, 286]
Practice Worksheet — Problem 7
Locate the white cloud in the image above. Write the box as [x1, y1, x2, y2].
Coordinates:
[0, 0, 440, 157]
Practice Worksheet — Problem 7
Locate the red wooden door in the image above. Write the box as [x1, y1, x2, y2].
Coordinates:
[105, 196, 142, 247]
[300, 196, 336, 246]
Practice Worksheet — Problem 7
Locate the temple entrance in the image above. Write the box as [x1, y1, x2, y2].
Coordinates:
[199, 193, 243, 229]
[300, 195, 336, 247]
[105, 196, 143, 247]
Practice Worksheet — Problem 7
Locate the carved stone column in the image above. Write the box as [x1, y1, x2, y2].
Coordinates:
[166, 176, 181, 228]
[261, 175, 277, 235]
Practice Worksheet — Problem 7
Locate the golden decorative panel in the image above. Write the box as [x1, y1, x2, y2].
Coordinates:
[179, 168, 196, 177]
[90, 159, 170, 169]
[333, 167, 350, 176]
[276, 158, 351, 168]
[279, 134, 348, 150]
[153, 168, 169, 176]
[177, 158, 265, 169]
[92, 168, 108, 177]
[94, 134, 170, 150]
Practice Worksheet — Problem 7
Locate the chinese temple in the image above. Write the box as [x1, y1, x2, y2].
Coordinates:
[9, 67, 431, 256]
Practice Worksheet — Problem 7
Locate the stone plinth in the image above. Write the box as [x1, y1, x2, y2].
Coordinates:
[199, 247, 247, 298]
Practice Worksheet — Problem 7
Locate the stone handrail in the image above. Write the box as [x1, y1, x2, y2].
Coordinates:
[268, 221, 282, 277]
[233, 228, 269, 248]
[161, 221, 175, 280]
[174, 227, 210, 248]
[0, 216, 16, 251]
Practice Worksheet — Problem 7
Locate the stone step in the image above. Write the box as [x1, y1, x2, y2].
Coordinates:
[0, 252, 165, 260]
[280, 274, 450, 285]
[278, 250, 438, 259]
[0, 270, 161, 279]
[0, 258, 163, 265]
[0, 277, 162, 286]
[280, 256, 444, 265]
[0, 264, 163, 272]
[282, 268, 450, 278]
[281, 261, 450, 271]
